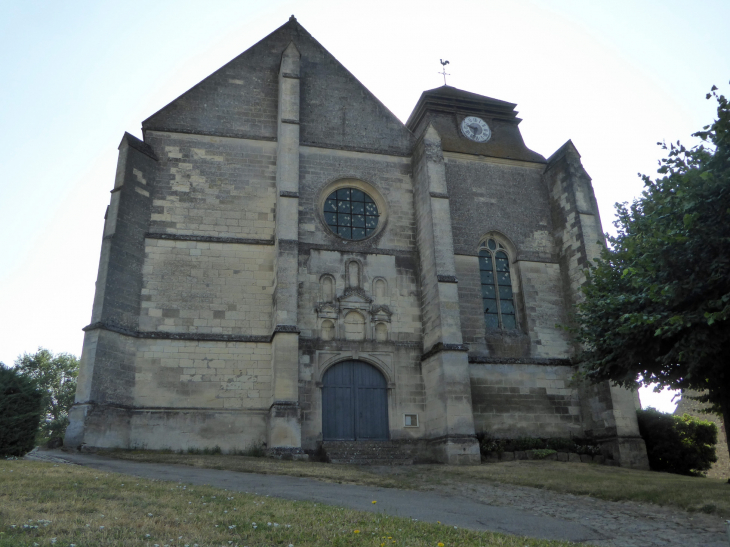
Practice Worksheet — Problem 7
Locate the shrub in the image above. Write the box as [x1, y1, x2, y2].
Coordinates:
[240, 442, 267, 458]
[477, 434, 602, 458]
[530, 449, 557, 459]
[0, 364, 44, 456]
[637, 408, 717, 476]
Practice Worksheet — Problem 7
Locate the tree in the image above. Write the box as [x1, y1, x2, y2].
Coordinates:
[574, 85, 730, 457]
[0, 363, 44, 456]
[14, 348, 79, 443]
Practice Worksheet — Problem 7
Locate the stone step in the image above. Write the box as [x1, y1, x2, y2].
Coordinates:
[321, 441, 413, 465]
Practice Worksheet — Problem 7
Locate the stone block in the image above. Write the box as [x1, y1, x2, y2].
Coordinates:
[580, 454, 592, 463]
[514, 450, 527, 460]
[500, 451, 515, 461]
[568, 453, 581, 463]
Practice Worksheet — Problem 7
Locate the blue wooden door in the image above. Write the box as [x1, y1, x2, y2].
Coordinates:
[322, 361, 389, 441]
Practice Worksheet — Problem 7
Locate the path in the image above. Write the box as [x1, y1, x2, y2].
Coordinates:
[25, 449, 728, 546]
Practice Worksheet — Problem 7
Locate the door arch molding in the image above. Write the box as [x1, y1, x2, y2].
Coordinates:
[318, 355, 393, 385]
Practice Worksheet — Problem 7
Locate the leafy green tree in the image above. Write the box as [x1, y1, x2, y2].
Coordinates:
[574, 85, 730, 456]
[0, 363, 44, 456]
[14, 348, 79, 442]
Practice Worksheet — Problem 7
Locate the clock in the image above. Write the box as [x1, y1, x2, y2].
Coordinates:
[460, 116, 492, 143]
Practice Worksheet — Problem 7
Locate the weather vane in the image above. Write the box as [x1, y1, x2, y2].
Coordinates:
[439, 59, 450, 85]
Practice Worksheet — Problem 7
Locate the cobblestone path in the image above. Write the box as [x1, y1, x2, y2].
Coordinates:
[429, 479, 727, 546]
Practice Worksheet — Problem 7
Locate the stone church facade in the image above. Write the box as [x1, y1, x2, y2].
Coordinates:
[66, 16, 648, 467]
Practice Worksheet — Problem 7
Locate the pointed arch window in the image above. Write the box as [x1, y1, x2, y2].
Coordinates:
[479, 238, 516, 330]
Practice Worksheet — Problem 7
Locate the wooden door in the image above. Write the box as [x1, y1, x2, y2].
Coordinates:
[322, 361, 388, 441]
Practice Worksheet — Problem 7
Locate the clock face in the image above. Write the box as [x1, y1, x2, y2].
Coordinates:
[460, 116, 492, 143]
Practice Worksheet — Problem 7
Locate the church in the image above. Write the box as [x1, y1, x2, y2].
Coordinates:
[65, 16, 648, 467]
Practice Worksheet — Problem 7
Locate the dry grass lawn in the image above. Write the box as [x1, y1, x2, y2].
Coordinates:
[0, 459, 571, 547]
[102, 449, 730, 517]
[406, 460, 730, 516]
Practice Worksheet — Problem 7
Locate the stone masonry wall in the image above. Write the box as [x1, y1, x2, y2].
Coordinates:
[446, 156, 554, 262]
[145, 132, 277, 240]
[133, 339, 272, 410]
[94, 136, 158, 332]
[454, 255, 486, 347]
[519, 261, 572, 359]
[139, 239, 274, 336]
[470, 363, 582, 438]
[85, 329, 138, 406]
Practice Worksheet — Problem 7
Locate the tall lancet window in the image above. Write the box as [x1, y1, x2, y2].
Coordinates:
[479, 238, 516, 330]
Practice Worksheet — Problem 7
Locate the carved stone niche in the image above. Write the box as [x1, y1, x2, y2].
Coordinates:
[370, 305, 392, 342]
[315, 302, 338, 341]
[338, 288, 372, 341]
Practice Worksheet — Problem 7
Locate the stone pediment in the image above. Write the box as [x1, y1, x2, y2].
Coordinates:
[338, 287, 372, 304]
[370, 304, 392, 323]
[315, 302, 339, 319]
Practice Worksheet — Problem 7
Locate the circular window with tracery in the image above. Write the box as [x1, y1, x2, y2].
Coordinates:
[323, 188, 380, 240]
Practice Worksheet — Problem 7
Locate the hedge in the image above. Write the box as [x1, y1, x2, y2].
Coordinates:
[0, 364, 43, 457]
[637, 408, 717, 476]
[477, 434, 602, 457]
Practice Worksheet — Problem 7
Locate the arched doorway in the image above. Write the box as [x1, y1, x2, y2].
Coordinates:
[322, 360, 389, 441]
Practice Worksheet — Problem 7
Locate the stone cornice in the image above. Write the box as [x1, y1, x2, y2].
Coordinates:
[83, 321, 298, 343]
[145, 233, 275, 245]
[468, 355, 573, 366]
[421, 342, 469, 362]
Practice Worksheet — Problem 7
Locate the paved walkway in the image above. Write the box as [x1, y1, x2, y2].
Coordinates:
[26, 449, 728, 546]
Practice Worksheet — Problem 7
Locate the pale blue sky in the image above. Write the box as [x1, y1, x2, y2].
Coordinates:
[1, 0, 728, 412]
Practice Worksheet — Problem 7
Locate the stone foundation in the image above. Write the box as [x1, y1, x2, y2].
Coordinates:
[65, 403, 268, 453]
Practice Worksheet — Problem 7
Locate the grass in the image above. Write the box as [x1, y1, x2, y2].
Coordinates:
[100, 450, 410, 488]
[408, 460, 730, 516]
[0, 460, 571, 547]
[101, 449, 730, 517]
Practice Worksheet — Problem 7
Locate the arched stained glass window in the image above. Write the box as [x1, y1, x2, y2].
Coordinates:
[323, 188, 379, 240]
[479, 238, 516, 330]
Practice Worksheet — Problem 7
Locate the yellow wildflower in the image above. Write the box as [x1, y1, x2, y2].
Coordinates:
[372, 500, 377, 504]
[438, 543, 445, 547]
[354, 529, 360, 534]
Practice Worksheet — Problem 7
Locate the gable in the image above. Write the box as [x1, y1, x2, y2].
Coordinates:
[143, 18, 414, 156]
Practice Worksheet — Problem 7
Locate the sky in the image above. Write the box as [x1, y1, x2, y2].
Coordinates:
[1, 0, 728, 413]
